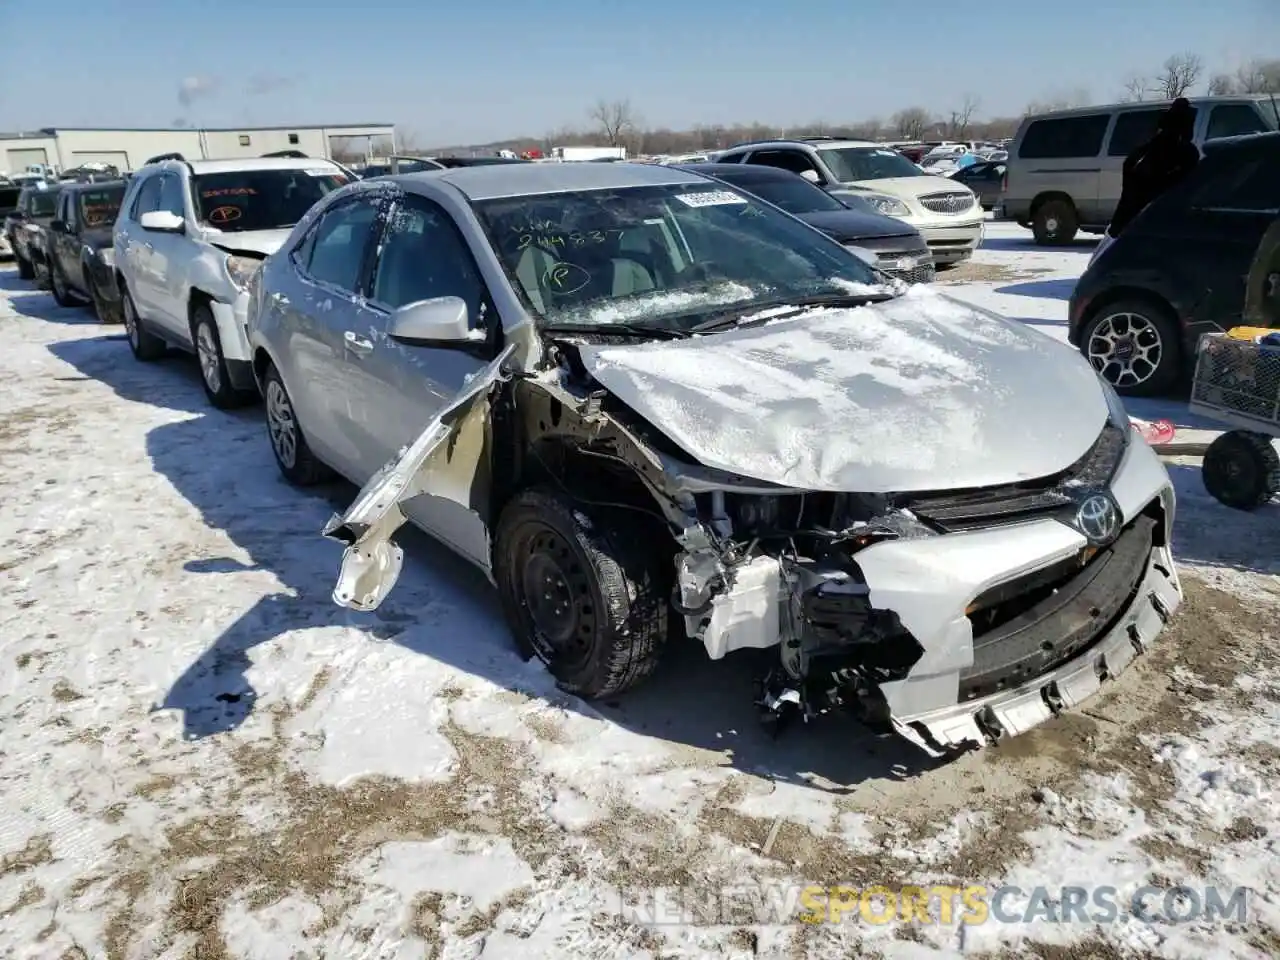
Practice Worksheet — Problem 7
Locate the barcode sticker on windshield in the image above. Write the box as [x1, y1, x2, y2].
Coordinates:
[875, 150, 897, 156]
[305, 169, 337, 177]
[676, 190, 748, 207]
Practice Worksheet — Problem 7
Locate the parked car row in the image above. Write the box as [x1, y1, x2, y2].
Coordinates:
[4, 155, 1185, 756]
[708, 136, 985, 266]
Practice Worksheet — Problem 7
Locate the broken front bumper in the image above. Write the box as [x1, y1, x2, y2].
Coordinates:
[893, 544, 1178, 753]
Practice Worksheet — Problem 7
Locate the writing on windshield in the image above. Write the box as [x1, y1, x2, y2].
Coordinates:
[192, 169, 346, 232]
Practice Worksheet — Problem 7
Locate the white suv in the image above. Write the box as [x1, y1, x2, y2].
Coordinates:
[714, 138, 984, 265]
[113, 156, 351, 407]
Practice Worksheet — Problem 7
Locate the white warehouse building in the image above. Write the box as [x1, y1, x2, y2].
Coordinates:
[0, 123, 397, 176]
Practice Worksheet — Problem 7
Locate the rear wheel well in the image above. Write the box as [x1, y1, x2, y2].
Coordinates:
[1030, 191, 1077, 219]
[1081, 286, 1179, 345]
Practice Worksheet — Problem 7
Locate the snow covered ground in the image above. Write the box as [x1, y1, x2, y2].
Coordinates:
[0, 224, 1278, 959]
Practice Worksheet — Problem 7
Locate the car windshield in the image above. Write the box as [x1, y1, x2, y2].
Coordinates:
[472, 181, 892, 333]
[191, 168, 349, 232]
[818, 147, 924, 181]
[77, 184, 126, 227]
[720, 175, 848, 215]
[28, 189, 60, 216]
[0, 187, 20, 213]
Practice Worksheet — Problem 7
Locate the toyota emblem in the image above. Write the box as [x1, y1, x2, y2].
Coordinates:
[1075, 493, 1120, 544]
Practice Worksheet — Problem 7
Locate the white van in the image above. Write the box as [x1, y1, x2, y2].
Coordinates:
[997, 95, 1279, 244]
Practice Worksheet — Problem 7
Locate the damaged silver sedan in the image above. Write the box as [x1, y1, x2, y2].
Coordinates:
[245, 161, 1181, 755]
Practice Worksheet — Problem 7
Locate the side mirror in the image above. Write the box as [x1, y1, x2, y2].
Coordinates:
[387, 296, 475, 345]
[139, 210, 184, 233]
[799, 169, 821, 184]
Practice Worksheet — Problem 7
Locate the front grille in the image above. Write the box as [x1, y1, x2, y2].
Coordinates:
[880, 259, 936, 284]
[919, 191, 975, 215]
[958, 514, 1155, 700]
[901, 422, 1127, 532]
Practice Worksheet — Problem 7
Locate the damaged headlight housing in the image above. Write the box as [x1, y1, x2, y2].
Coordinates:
[225, 254, 264, 293]
[730, 495, 781, 534]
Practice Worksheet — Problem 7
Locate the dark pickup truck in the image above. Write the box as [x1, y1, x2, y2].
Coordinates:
[3, 182, 63, 281]
[45, 179, 127, 321]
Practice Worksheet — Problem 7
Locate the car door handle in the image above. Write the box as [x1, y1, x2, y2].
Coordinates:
[344, 331, 374, 355]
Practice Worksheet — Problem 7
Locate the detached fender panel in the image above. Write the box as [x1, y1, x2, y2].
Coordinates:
[323, 344, 516, 611]
[207, 295, 254, 368]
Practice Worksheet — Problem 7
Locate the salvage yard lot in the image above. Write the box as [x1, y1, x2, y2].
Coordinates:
[1, 224, 1278, 959]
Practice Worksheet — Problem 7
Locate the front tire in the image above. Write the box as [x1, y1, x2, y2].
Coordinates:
[493, 487, 667, 699]
[121, 286, 166, 361]
[1202, 431, 1280, 511]
[1032, 199, 1079, 245]
[1080, 298, 1182, 397]
[16, 253, 34, 280]
[192, 304, 256, 409]
[262, 363, 331, 486]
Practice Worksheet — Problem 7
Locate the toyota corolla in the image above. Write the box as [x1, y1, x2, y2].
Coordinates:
[244, 161, 1181, 755]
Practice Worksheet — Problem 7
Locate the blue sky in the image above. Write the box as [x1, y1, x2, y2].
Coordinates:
[2, 0, 1276, 146]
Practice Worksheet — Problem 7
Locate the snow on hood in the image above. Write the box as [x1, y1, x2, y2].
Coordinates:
[576, 286, 1109, 493]
[203, 227, 293, 257]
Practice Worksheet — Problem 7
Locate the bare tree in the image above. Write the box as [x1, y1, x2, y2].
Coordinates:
[589, 99, 636, 147]
[1208, 73, 1237, 95]
[945, 94, 980, 138]
[891, 106, 931, 140]
[1120, 74, 1149, 102]
[1152, 52, 1203, 99]
[1025, 88, 1092, 115]
[1234, 58, 1280, 94]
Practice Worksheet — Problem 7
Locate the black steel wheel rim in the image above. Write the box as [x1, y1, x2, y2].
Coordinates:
[515, 524, 596, 669]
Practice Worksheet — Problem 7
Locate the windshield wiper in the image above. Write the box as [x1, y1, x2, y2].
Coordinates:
[541, 322, 689, 340]
[689, 292, 894, 334]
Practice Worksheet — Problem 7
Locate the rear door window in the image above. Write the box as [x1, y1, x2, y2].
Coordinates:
[1106, 108, 1198, 157]
[1206, 104, 1269, 140]
[744, 149, 817, 175]
[1018, 114, 1110, 159]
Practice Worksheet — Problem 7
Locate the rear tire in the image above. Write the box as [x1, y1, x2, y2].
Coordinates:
[1032, 199, 1079, 245]
[262, 363, 331, 486]
[49, 259, 78, 308]
[1202, 431, 1280, 511]
[493, 487, 667, 699]
[121, 286, 166, 361]
[192, 303, 256, 410]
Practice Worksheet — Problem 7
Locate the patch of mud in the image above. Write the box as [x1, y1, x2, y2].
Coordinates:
[935, 262, 1050, 284]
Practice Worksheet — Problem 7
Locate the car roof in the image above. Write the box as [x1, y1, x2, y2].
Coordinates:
[143, 157, 343, 176]
[61, 179, 128, 194]
[407, 160, 707, 201]
[722, 138, 878, 152]
[1022, 94, 1277, 122]
[1202, 130, 1280, 156]
[674, 162, 797, 179]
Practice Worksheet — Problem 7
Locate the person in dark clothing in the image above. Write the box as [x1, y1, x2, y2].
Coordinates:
[1106, 98, 1201, 239]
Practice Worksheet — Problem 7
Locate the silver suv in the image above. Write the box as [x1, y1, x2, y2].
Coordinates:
[999, 95, 1279, 245]
[714, 137, 984, 265]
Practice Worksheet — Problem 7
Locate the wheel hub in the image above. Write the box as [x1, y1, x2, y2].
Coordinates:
[265, 381, 298, 468]
[1086, 311, 1163, 388]
[517, 528, 595, 665]
[197, 325, 221, 392]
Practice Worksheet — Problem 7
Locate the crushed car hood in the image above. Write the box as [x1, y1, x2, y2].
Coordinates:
[576, 286, 1109, 493]
[203, 227, 292, 257]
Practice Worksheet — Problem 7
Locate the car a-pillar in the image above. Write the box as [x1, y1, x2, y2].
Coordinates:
[1030, 192, 1080, 245]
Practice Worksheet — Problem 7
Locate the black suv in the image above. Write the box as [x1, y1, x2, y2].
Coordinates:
[45, 179, 128, 321]
[1069, 131, 1280, 396]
